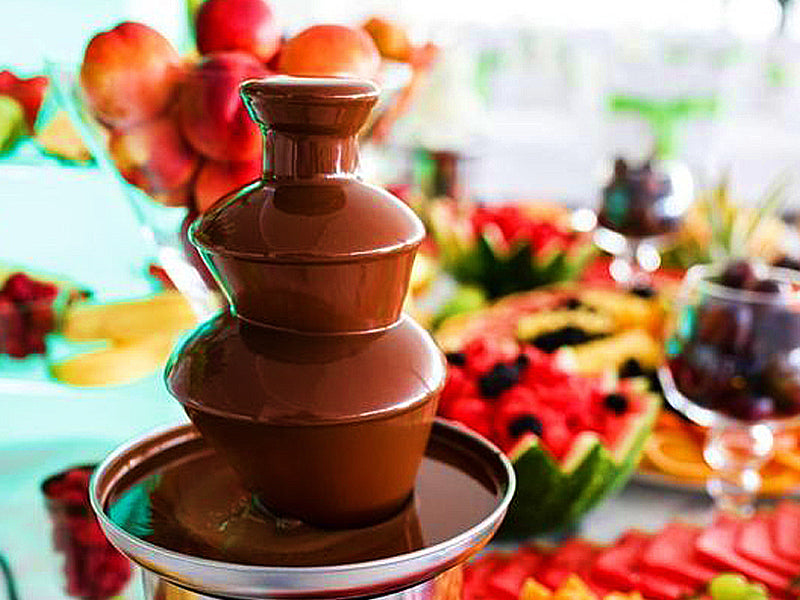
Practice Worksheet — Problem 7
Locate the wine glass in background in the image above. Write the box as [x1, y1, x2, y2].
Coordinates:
[660, 261, 800, 514]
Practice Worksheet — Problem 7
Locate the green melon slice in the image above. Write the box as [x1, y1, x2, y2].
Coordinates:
[499, 385, 660, 539]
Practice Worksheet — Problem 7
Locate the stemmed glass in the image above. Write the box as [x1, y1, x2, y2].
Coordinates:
[594, 157, 694, 287]
[659, 262, 800, 514]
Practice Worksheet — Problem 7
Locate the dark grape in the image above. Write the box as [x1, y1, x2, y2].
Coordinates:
[718, 259, 757, 290]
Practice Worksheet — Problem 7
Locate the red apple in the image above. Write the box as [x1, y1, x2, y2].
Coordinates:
[278, 24, 380, 80]
[195, 0, 281, 63]
[193, 158, 261, 212]
[109, 115, 199, 205]
[178, 52, 267, 162]
[0, 71, 48, 131]
[80, 22, 181, 129]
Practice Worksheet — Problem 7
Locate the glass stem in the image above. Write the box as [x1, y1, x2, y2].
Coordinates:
[703, 422, 774, 516]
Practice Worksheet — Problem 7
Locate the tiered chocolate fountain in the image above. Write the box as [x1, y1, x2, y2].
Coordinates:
[89, 77, 514, 599]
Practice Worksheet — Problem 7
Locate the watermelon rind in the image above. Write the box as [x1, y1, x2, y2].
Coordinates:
[498, 390, 660, 539]
[444, 235, 597, 300]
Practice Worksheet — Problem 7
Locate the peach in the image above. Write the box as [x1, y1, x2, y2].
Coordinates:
[278, 24, 380, 80]
[178, 52, 267, 162]
[109, 116, 199, 205]
[195, 0, 281, 63]
[80, 22, 181, 129]
[193, 158, 261, 212]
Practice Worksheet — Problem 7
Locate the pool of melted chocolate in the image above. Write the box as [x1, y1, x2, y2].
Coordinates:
[104, 422, 503, 568]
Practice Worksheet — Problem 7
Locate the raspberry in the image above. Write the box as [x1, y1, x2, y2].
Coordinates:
[42, 465, 132, 599]
[0, 271, 61, 358]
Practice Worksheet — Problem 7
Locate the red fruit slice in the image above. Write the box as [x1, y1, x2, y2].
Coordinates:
[442, 396, 494, 441]
[463, 553, 510, 600]
[736, 515, 800, 578]
[640, 522, 718, 587]
[591, 531, 693, 600]
[696, 514, 793, 598]
[537, 538, 599, 590]
[486, 548, 547, 600]
[772, 501, 800, 563]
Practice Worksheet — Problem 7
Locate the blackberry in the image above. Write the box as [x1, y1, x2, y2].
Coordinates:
[478, 362, 520, 398]
[619, 358, 644, 378]
[630, 285, 656, 299]
[531, 327, 603, 353]
[445, 352, 467, 366]
[603, 393, 629, 415]
[508, 414, 543, 438]
[751, 279, 780, 294]
[774, 256, 800, 272]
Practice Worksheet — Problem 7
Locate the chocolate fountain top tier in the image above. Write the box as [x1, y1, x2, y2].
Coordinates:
[190, 76, 425, 331]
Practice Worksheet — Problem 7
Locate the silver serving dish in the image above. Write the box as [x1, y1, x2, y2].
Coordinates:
[90, 419, 515, 600]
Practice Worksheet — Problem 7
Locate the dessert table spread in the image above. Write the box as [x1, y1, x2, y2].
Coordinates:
[0, 157, 716, 600]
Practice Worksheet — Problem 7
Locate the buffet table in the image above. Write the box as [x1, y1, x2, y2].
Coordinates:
[0, 157, 721, 600]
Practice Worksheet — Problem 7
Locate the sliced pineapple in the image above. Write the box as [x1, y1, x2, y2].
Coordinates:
[557, 329, 663, 375]
[518, 309, 617, 341]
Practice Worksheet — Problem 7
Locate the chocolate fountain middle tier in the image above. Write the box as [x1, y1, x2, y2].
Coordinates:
[166, 310, 446, 527]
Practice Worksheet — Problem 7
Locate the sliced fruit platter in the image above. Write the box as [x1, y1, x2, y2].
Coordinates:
[465, 501, 800, 600]
[640, 412, 800, 496]
[424, 200, 597, 300]
[0, 264, 201, 387]
[438, 331, 660, 537]
[433, 268, 800, 498]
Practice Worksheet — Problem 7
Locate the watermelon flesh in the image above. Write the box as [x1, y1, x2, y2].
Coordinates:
[735, 515, 800, 578]
[486, 548, 546, 600]
[463, 553, 510, 600]
[772, 501, 800, 564]
[696, 515, 793, 598]
[464, 503, 800, 600]
[640, 522, 718, 587]
[536, 539, 602, 592]
[439, 338, 660, 537]
[590, 531, 694, 600]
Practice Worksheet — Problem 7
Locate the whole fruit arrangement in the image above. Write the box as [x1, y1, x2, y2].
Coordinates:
[78, 5, 410, 216]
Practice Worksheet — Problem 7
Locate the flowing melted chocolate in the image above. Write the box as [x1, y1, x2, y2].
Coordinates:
[105, 430, 501, 567]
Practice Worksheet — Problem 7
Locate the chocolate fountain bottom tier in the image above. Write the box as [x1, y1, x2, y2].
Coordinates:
[166, 311, 446, 528]
[186, 400, 437, 527]
[91, 420, 515, 599]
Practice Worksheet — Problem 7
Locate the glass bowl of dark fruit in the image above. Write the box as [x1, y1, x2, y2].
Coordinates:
[595, 157, 693, 285]
[660, 259, 800, 512]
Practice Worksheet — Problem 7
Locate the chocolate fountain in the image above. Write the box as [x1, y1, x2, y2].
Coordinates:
[89, 76, 514, 599]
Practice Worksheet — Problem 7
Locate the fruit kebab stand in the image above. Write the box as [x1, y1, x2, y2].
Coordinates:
[3, 2, 800, 600]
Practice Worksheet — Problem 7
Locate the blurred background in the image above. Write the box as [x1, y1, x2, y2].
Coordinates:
[3, 0, 800, 202]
